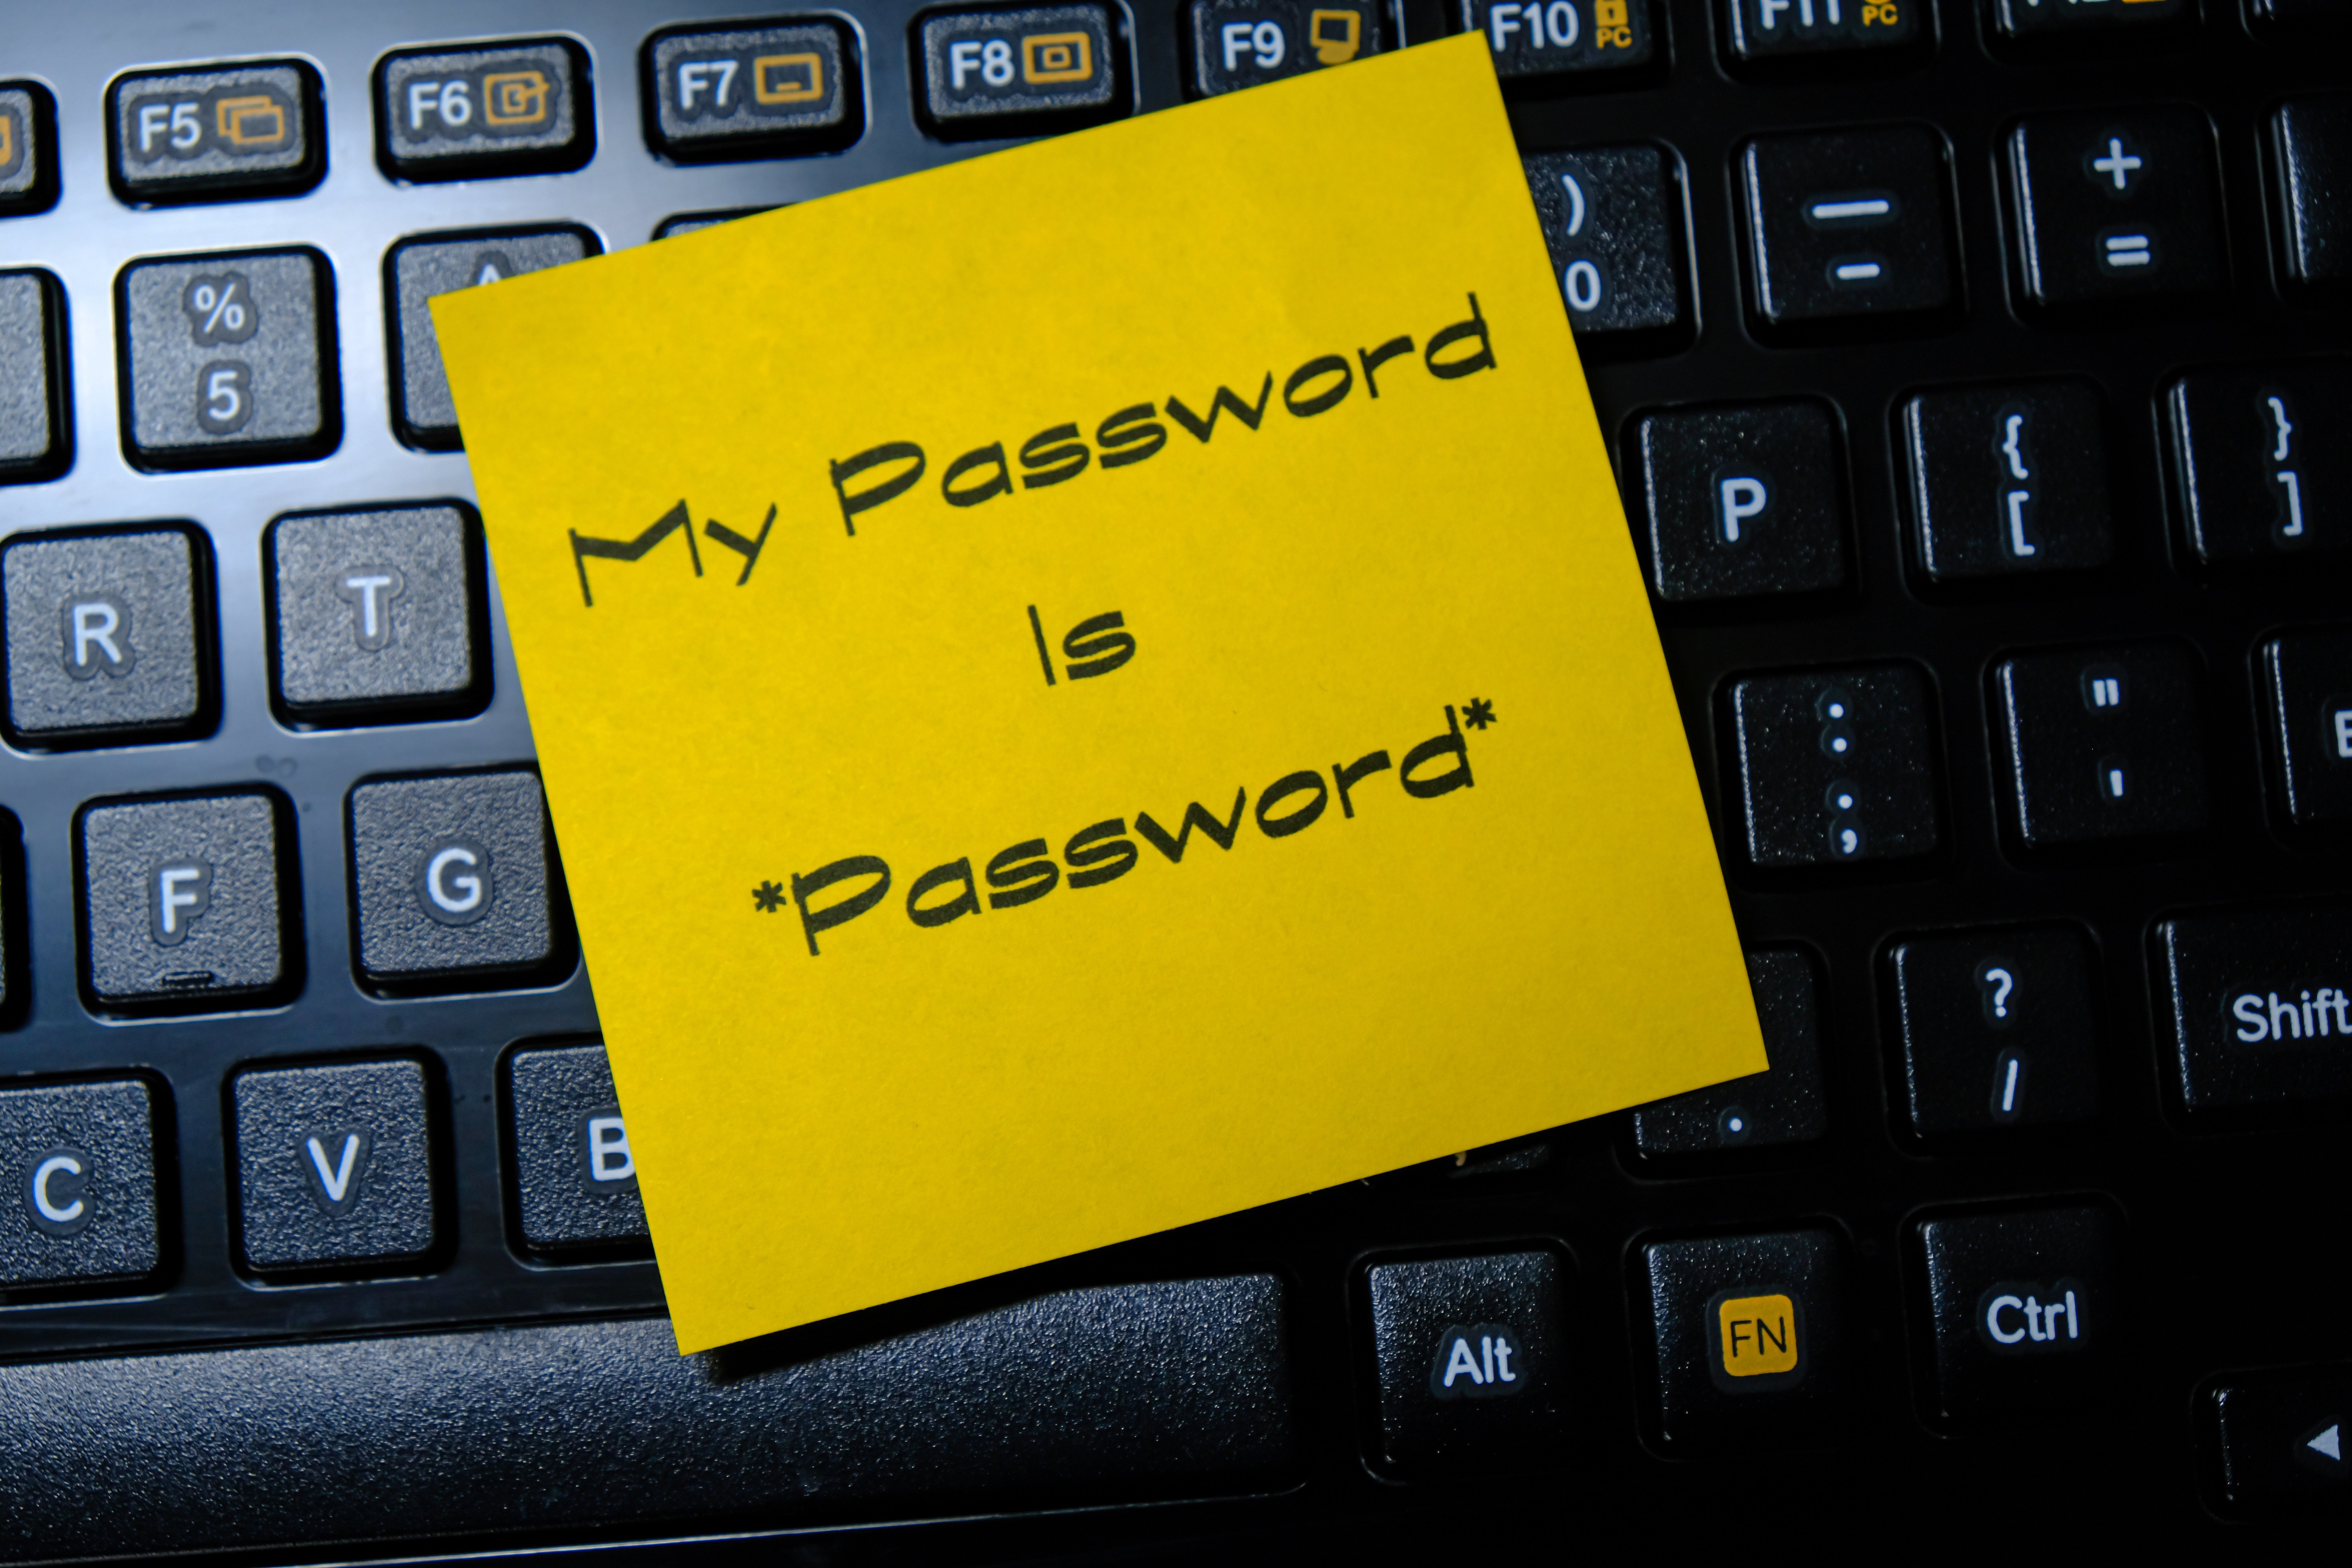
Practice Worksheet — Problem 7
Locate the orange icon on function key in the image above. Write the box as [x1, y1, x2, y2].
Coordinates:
[483, 69, 553, 127]
[1309, 11, 1362, 64]
[216, 95, 287, 149]
[753, 53, 826, 104]
[1021, 32, 1093, 84]
[0, 111, 14, 167]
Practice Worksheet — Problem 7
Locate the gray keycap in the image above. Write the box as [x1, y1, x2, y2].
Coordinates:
[377, 40, 589, 181]
[653, 205, 775, 239]
[645, 22, 857, 159]
[4, 526, 206, 743]
[232, 1058, 436, 1272]
[269, 504, 483, 720]
[119, 248, 334, 468]
[919, 5, 1122, 132]
[80, 791, 288, 1007]
[386, 227, 595, 449]
[108, 61, 320, 203]
[0, 1079, 160, 1290]
[0, 269, 65, 481]
[0, 84, 53, 211]
[507, 1043, 648, 1251]
[349, 769, 558, 986]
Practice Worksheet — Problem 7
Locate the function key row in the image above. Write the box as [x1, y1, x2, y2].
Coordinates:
[0, 1039, 639, 1298]
[2, 511, 485, 746]
[1525, 105, 2352, 352]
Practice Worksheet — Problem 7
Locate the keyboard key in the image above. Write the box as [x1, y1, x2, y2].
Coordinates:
[385, 227, 597, 450]
[375, 38, 591, 182]
[2249, 0, 2352, 36]
[644, 19, 860, 162]
[506, 1042, 648, 1253]
[2272, 97, 2352, 304]
[0, 1279, 1292, 1554]
[1632, 949, 1829, 1156]
[267, 503, 486, 725]
[1911, 1201, 2124, 1426]
[2166, 360, 2350, 566]
[0, 82, 59, 216]
[918, 5, 1123, 138]
[1634, 398, 1847, 601]
[1739, 124, 1958, 332]
[2, 525, 210, 747]
[1902, 380, 2114, 582]
[1987, 0, 2191, 50]
[1887, 925, 2101, 1140]
[118, 247, 336, 470]
[1459, 0, 1657, 82]
[1725, 662, 1940, 867]
[2005, 107, 2224, 313]
[655, 206, 777, 239]
[1721, 0, 1924, 66]
[2206, 1365, 2352, 1515]
[106, 59, 321, 205]
[1362, 1248, 1570, 1475]
[1991, 643, 2208, 848]
[1634, 1228, 1853, 1451]
[1523, 145, 1690, 349]
[2262, 627, 2352, 828]
[2155, 902, 2352, 1116]
[1189, 1, 1386, 96]
[231, 1058, 436, 1274]
[348, 769, 560, 990]
[79, 791, 291, 1010]
[0, 1079, 161, 1293]
[0, 268, 68, 484]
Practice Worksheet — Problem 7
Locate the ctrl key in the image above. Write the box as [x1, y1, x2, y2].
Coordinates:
[0, 1078, 162, 1295]
[1909, 1200, 2124, 1427]
[1361, 1247, 1570, 1476]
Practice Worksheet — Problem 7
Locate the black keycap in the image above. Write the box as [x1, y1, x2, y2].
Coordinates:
[1725, 662, 1940, 867]
[2167, 360, 2350, 567]
[232, 1057, 437, 1275]
[2272, 97, 2352, 304]
[2206, 1366, 2352, 1515]
[506, 1042, 648, 1253]
[1739, 124, 1958, 332]
[78, 791, 292, 1011]
[1991, 642, 2208, 848]
[918, 5, 1123, 138]
[2250, 0, 2352, 36]
[1189, 0, 1387, 96]
[1361, 1249, 1570, 1476]
[106, 59, 322, 205]
[2262, 627, 2352, 828]
[385, 227, 598, 450]
[1632, 949, 1829, 1156]
[117, 247, 338, 470]
[1887, 925, 2101, 1140]
[348, 769, 561, 990]
[0, 81, 60, 217]
[375, 38, 592, 182]
[2005, 107, 2225, 313]
[1910, 1201, 2124, 1426]
[0, 268, 68, 484]
[1458, 0, 1656, 82]
[1633, 1228, 1853, 1451]
[1721, 0, 1925, 67]
[2155, 902, 2352, 1117]
[643, 19, 861, 162]
[1987, 0, 2192, 50]
[3, 524, 212, 748]
[0, 1279, 1292, 1555]
[1902, 380, 2114, 583]
[1633, 399, 1847, 602]
[1523, 145, 1690, 350]
[0, 1078, 161, 1294]
[267, 503, 487, 725]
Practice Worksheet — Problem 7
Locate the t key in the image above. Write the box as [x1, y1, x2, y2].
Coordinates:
[2167, 360, 2351, 568]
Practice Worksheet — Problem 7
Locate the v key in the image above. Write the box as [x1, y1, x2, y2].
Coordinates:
[300, 1127, 374, 1218]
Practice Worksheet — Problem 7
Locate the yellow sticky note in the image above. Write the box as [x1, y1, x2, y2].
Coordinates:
[435, 34, 1763, 1354]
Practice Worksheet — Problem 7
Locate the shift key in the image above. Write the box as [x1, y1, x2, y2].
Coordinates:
[2157, 902, 2352, 1116]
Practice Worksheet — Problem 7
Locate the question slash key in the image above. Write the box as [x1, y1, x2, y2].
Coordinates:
[1887, 925, 2101, 1142]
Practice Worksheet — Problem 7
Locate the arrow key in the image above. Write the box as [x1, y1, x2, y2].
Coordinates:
[2207, 1365, 2352, 1515]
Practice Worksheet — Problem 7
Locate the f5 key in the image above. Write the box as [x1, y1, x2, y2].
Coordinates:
[107, 60, 322, 205]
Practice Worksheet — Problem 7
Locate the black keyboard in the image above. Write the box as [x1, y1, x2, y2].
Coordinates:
[2, 1, 2348, 1559]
